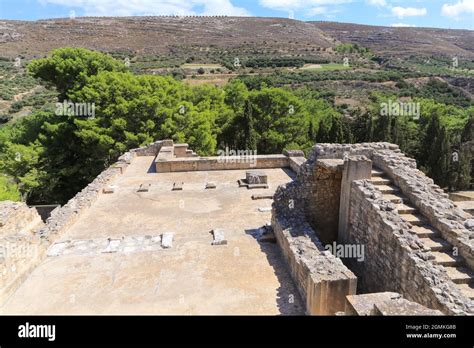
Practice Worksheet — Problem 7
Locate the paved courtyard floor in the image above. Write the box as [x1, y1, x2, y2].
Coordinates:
[1, 157, 304, 315]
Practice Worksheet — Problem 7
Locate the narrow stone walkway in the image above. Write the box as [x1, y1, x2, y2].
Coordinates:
[371, 168, 474, 300]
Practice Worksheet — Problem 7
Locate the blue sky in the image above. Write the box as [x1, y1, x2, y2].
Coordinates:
[0, 0, 473, 29]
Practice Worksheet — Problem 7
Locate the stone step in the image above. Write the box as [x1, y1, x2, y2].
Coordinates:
[377, 184, 400, 194]
[431, 251, 463, 267]
[396, 203, 417, 214]
[371, 168, 385, 177]
[370, 177, 392, 185]
[382, 193, 405, 204]
[410, 225, 440, 238]
[419, 237, 452, 252]
[445, 266, 474, 284]
[400, 213, 428, 226]
[456, 283, 474, 299]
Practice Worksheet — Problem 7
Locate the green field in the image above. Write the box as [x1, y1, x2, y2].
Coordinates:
[299, 63, 351, 72]
[181, 63, 225, 70]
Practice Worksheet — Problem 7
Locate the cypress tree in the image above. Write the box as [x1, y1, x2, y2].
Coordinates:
[308, 119, 316, 143]
[316, 120, 330, 143]
[242, 99, 257, 151]
[329, 115, 344, 143]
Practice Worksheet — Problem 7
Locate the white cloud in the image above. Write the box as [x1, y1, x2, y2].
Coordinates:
[391, 23, 416, 27]
[391, 6, 427, 18]
[441, 0, 474, 18]
[38, 0, 250, 17]
[308, 6, 328, 15]
[366, 0, 387, 7]
[259, 0, 353, 11]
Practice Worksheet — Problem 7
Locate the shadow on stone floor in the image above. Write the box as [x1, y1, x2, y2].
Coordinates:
[245, 227, 305, 316]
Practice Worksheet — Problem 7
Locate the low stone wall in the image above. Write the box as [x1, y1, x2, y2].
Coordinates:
[156, 154, 290, 173]
[0, 202, 43, 236]
[37, 141, 167, 242]
[346, 292, 442, 316]
[272, 181, 357, 315]
[289, 157, 306, 174]
[131, 140, 171, 157]
[347, 180, 471, 315]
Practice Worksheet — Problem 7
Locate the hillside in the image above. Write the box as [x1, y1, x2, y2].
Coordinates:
[1, 17, 472, 61]
[0, 16, 335, 59]
[312, 21, 474, 59]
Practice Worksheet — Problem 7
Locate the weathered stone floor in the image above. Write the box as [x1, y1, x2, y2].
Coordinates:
[1, 157, 304, 315]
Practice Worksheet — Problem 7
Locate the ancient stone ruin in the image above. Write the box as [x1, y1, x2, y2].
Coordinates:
[0, 140, 472, 315]
[273, 143, 473, 315]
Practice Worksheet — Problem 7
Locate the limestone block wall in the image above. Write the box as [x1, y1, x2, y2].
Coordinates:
[289, 157, 306, 174]
[347, 180, 471, 315]
[131, 139, 171, 157]
[272, 142, 473, 315]
[371, 151, 474, 269]
[0, 202, 45, 304]
[272, 181, 357, 315]
[37, 140, 167, 242]
[303, 159, 344, 244]
[156, 154, 290, 173]
[0, 201, 43, 236]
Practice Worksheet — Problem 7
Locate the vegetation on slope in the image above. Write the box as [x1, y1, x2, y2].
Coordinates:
[0, 48, 472, 205]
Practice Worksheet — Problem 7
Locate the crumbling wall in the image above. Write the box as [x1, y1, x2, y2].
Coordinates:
[0, 202, 45, 304]
[371, 151, 474, 269]
[0, 201, 43, 235]
[348, 180, 470, 315]
[272, 142, 474, 316]
[304, 159, 344, 244]
[272, 176, 357, 315]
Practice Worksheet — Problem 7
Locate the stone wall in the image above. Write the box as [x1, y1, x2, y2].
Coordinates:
[0, 201, 43, 236]
[303, 159, 344, 244]
[347, 180, 471, 315]
[371, 151, 474, 270]
[0, 201, 45, 304]
[36, 140, 167, 242]
[272, 142, 474, 315]
[272, 175, 357, 315]
[345, 292, 442, 316]
[156, 154, 290, 173]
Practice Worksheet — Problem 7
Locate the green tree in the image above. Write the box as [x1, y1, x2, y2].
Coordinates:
[28, 47, 126, 99]
[241, 100, 258, 150]
[423, 114, 451, 188]
[0, 175, 21, 201]
[329, 115, 345, 143]
[316, 120, 330, 143]
[0, 142, 43, 201]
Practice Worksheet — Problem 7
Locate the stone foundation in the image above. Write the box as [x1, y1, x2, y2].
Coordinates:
[272, 142, 474, 315]
[347, 180, 471, 314]
[0, 201, 45, 304]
